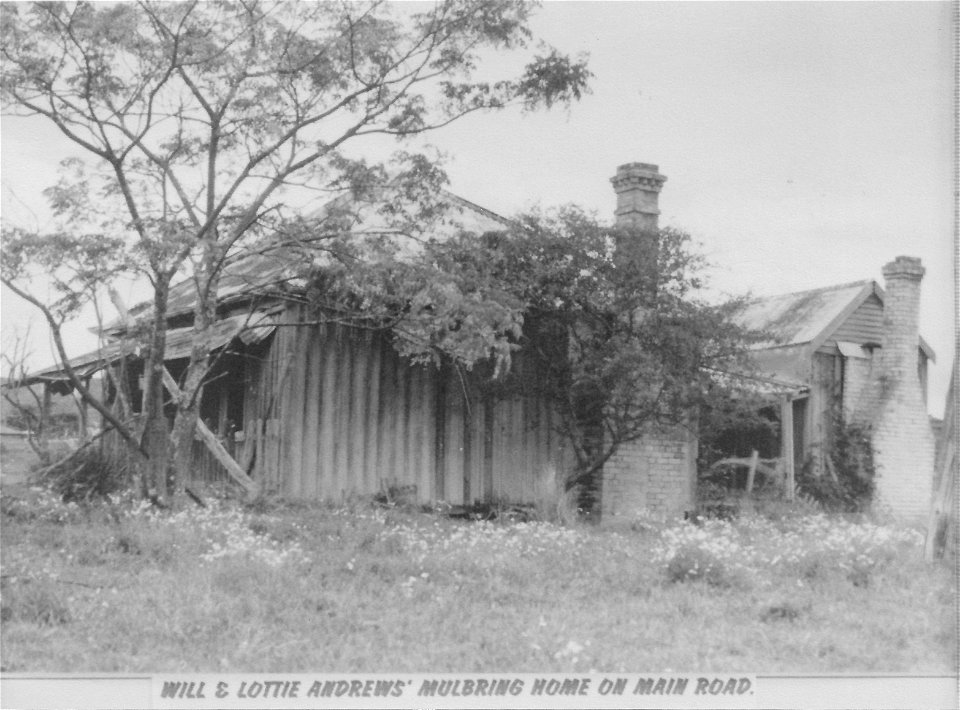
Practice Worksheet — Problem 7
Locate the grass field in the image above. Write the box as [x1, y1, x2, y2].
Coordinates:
[0, 483, 955, 674]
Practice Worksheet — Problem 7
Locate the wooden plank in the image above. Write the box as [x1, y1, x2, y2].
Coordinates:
[434, 362, 447, 501]
[349, 332, 367, 498]
[411, 366, 427, 500]
[925, 436, 956, 561]
[312, 323, 332, 498]
[161, 367, 259, 497]
[443, 367, 464, 504]
[412, 366, 429, 499]
[745, 449, 759, 495]
[283, 320, 309, 497]
[483, 396, 494, 502]
[264, 418, 280, 487]
[461, 383, 473, 505]
[395, 357, 410, 488]
[781, 395, 795, 501]
[332, 329, 351, 498]
[376, 340, 395, 492]
[254, 418, 264, 481]
[364, 332, 382, 494]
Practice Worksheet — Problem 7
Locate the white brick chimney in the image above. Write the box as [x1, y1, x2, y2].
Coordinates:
[601, 161, 697, 525]
[610, 162, 667, 231]
[870, 256, 935, 522]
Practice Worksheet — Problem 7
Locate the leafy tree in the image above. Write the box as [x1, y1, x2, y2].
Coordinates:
[314, 206, 763, 506]
[0, 0, 590, 505]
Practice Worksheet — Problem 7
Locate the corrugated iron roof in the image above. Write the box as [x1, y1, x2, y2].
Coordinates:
[112, 189, 511, 332]
[733, 280, 874, 348]
[21, 311, 276, 389]
[733, 279, 935, 361]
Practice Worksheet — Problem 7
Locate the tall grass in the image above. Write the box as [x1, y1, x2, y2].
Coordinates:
[0, 490, 955, 674]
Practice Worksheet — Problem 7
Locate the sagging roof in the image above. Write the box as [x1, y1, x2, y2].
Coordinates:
[16, 311, 277, 394]
[113, 189, 512, 332]
[25, 188, 511, 388]
[733, 279, 935, 360]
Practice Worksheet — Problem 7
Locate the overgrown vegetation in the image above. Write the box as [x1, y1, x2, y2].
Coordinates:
[333, 213, 763, 510]
[1, 491, 954, 673]
[797, 412, 876, 513]
[694, 389, 781, 507]
[39, 448, 130, 504]
[0, 0, 592, 506]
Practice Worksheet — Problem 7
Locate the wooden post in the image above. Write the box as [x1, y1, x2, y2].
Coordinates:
[745, 449, 759, 496]
[925, 435, 956, 561]
[161, 367, 259, 498]
[781, 395, 795, 501]
[77, 376, 90, 440]
[216, 386, 229, 441]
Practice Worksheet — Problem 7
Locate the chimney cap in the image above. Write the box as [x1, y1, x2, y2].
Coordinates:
[882, 255, 925, 280]
[610, 162, 667, 194]
[616, 161, 661, 173]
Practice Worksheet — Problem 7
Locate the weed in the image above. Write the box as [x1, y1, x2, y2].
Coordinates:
[665, 545, 745, 588]
[3, 581, 71, 626]
[0, 497, 953, 673]
[41, 448, 129, 503]
[760, 603, 803, 622]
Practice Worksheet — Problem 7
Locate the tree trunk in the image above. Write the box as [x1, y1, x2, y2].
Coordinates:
[139, 275, 172, 502]
[168, 238, 221, 502]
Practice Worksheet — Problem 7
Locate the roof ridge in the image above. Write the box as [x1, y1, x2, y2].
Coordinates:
[440, 189, 513, 227]
[745, 278, 875, 304]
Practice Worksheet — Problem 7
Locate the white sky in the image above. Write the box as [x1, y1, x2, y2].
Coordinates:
[1, 1, 956, 417]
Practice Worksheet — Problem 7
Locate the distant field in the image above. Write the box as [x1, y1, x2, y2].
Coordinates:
[0, 436, 40, 486]
[0, 492, 955, 674]
[0, 436, 78, 488]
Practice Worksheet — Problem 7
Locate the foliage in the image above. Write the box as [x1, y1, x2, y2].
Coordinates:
[797, 412, 875, 513]
[696, 393, 780, 471]
[330, 207, 763, 502]
[0, 0, 591, 504]
[40, 448, 130, 504]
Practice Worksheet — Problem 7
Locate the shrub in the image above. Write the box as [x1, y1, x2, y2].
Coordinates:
[41, 447, 130, 503]
[797, 413, 875, 513]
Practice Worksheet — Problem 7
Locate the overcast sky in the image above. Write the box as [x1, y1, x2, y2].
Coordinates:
[1, 1, 955, 416]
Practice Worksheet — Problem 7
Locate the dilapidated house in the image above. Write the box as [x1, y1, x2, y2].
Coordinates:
[733, 259, 937, 519]
[26, 163, 699, 521]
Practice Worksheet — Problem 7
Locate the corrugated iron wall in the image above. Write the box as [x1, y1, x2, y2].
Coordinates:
[243, 305, 570, 503]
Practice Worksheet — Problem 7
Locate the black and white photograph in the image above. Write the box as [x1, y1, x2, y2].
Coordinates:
[0, 1, 956, 707]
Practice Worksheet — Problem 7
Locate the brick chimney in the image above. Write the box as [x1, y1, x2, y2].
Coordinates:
[610, 162, 667, 230]
[869, 256, 935, 521]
